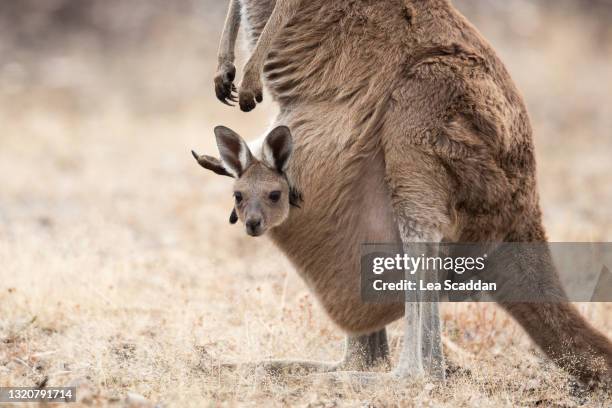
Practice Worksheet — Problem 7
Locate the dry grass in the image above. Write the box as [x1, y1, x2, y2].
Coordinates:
[1, 2, 611, 407]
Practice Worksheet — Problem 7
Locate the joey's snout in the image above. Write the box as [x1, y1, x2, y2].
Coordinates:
[245, 217, 264, 236]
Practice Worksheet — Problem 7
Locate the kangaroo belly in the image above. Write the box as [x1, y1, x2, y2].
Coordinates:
[319, 159, 405, 334]
[269, 120, 404, 333]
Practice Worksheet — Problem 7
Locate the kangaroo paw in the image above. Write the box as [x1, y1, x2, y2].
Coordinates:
[238, 71, 263, 112]
[214, 62, 237, 106]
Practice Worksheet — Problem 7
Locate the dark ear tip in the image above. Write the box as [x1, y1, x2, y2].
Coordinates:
[214, 125, 235, 138]
[229, 208, 238, 224]
[268, 126, 293, 146]
[214, 125, 239, 146]
[274, 125, 292, 138]
[191, 150, 199, 160]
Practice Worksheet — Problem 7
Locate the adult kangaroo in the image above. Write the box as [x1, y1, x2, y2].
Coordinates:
[208, 0, 612, 386]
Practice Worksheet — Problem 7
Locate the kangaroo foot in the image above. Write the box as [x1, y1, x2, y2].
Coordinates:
[307, 371, 407, 388]
[219, 328, 390, 377]
[220, 359, 338, 376]
[308, 367, 449, 388]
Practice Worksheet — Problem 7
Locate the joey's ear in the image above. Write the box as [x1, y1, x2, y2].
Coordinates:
[262, 126, 293, 172]
[191, 150, 234, 177]
[214, 126, 253, 177]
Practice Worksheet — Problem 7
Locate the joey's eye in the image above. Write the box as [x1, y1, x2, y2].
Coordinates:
[269, 191, 281, 203]
[234, 192, 243, 204]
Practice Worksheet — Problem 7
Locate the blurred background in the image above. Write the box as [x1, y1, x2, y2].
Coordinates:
[0, 1, 611, 406]
[1, 0, 611, 242]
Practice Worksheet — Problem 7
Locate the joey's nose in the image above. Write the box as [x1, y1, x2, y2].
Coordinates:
[246, 219, 262, 236]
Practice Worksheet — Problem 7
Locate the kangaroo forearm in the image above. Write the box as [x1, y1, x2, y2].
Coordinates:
[243, 0, 300, 74]
[217, 0, 241, 66]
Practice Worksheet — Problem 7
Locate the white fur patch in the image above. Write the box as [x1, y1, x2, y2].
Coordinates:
[238, 139, 250, 170]
[247, 133, 267, 160]
[262, 141, 275, 169]
[221, 160, 239, 178]
[219, 138, 251, 178]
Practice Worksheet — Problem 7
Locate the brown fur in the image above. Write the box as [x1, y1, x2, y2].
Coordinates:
[211, 0, 612, 386]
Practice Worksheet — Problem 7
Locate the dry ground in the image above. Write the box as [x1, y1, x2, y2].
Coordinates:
[1, 2, 611, 407]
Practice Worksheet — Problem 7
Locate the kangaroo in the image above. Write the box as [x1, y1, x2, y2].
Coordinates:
[203, 0, 612, 387]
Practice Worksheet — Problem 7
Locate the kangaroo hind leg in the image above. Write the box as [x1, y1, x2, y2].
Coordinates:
[221, 328, 390, 376]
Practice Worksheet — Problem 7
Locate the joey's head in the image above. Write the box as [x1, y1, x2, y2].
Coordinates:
[192, 125, 301, 237]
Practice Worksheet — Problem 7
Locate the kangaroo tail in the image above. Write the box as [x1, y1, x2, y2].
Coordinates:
[489, 236, 612, 388]
[501, 301, 612, 387]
